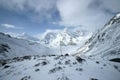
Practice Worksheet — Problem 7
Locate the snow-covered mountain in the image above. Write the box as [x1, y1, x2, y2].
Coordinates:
[40, 27, 92, 47]
[0, 13, 120, 80]
[75, 13, 120, 59]
[6, 32, 39, 42]
[16, 33, 39, 42]
[0, 32, 52, 59]
[39, 27, 92, 55]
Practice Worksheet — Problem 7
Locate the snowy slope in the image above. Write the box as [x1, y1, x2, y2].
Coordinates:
[0, 32, 52, 59]
[75, 13, 120, 59]
[0, 55, 120, 80]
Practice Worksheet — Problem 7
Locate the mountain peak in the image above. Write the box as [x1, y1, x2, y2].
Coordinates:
[105, 12, 120, 26]
[16, 33, 39, 42]
[116, 12, 120, 18]
[40, 27, 92, 47]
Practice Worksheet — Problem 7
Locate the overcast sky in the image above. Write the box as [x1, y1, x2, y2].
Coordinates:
[0, 0, 120, 36]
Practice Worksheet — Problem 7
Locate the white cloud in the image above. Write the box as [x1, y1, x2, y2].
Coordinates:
[0, 0, 120, 32]
[50, 22, 58, 25]
[56, 0, 120, 31]
[101, 0, 120, 13]
[0, 0, 57, 15]
[1, 24, 16, 29]
[1, 24, 23, 29]
[0, 0, 57, 24]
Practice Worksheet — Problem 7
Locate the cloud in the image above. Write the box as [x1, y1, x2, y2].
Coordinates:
[5, 32, 21, 37]
[101, 0, 120, 13]
[56, 0, 120, 31]
[0, 0, 58, 23]
[0, 0, 56, 12]
[0, 0, 120, 32]
[1, 24, 16, 29]
[1, 24, 23, 29]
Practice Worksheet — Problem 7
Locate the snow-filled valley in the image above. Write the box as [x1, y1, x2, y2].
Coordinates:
[0, 13, 120, 80]
[0, 27, 92, 59]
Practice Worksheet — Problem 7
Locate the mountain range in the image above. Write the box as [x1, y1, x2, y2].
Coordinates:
[0, 13, 120, 80]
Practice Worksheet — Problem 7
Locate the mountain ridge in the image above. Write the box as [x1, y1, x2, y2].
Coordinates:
[0, 32, 51, 59]
[75, 13, 120, 59]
